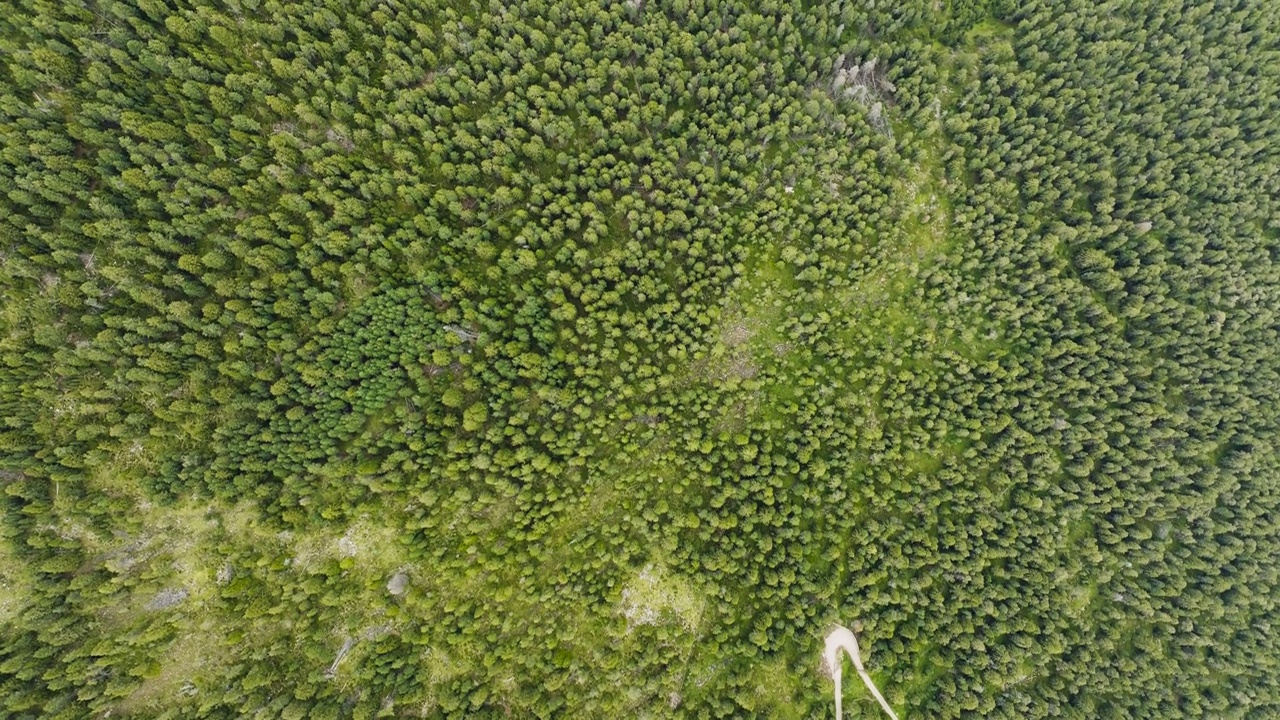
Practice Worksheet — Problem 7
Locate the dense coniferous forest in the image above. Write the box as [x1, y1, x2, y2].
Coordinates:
[2, 0, 1278, 716]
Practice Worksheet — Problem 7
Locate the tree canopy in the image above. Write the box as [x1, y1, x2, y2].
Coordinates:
[1, 0, 1278, 717]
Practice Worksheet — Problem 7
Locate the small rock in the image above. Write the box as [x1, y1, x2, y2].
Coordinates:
[387, 572, 409, 596]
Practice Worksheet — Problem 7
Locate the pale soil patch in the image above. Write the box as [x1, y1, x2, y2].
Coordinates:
[288, 514, 409, 572]
[618, 562, 704, 632]
[721, 315, 754, 348]
[145, 587, 189, 611]
[722, 353, 759, 381]
[690, 307, 762, 382]
[691, 303, 778, 387]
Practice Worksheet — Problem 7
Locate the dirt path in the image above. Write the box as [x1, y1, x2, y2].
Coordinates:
[824, 625, 899, 720]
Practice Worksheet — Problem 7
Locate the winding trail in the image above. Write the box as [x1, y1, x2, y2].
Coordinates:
[824, 625, 899, 720]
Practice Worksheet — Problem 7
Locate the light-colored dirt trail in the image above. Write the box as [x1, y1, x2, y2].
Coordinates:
[824, 625, 899, 720]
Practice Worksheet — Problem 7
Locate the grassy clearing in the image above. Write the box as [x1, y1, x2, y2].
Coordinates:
[618, 561, 706, 632]
[714, 248, 796, 364]
[742, 653, 808, 719]
[102, 496, 247, 715]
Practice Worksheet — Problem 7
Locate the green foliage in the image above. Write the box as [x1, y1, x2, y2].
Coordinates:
[2, 0, 1279, 717]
